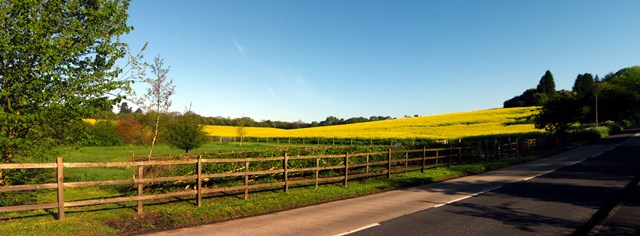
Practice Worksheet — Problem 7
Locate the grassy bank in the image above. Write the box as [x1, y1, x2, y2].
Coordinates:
[0, 156, 535, 236]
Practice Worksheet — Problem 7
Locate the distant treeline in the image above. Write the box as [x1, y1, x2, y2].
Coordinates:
[95, 104, 395, 130]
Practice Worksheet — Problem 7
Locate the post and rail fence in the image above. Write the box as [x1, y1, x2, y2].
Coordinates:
[0, 138, 535, 220]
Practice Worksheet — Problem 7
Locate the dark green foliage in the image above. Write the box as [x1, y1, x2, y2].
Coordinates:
[166, 113, 208, 153]
[597, 66, 640, 122]
[534, 91, 582, 135]
[84, 121, 123, 146]
[573, 73, 595, 99]
[503, 89, 549, 108]
[537, 70, 557, 96]
[119, 102, 133, 114]
[504, 70, 559, 108]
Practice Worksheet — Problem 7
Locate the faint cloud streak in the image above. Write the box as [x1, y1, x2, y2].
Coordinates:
[264, 84, 276, 100]
[230, 33, 245, 55]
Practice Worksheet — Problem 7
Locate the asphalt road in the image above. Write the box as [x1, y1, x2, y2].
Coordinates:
[350, 131, 640, 236]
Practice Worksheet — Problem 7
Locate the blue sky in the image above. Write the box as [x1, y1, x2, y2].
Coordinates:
[122, 0, 640, 122]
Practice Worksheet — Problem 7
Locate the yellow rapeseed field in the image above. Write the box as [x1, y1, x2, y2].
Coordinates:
[204, 107, 542, 140]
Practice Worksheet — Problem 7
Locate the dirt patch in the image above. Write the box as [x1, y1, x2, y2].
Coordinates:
[106, 212, 172, 235]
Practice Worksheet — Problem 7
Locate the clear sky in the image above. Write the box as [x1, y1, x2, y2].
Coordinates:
[122, 0, 640, 122]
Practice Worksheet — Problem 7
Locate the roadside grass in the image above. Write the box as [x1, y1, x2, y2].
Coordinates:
[0, 156, 536, 236]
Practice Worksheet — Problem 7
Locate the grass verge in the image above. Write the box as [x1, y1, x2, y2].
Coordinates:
[0, 156, 536, 236]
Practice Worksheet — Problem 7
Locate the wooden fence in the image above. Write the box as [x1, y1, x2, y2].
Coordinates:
[0, 140, 531, 220]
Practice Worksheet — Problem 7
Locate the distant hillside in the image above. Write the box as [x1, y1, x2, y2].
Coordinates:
[204, 107, 542, 140]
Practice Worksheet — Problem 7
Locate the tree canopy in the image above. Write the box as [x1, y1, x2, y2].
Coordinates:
[0, 0, 134, 167]
[166, 112, 208, 153]
[537, 70, 556, 96]
[534, 91, 582, 135]
[572, 73, 595, 99]
[504, 70, 556, 108]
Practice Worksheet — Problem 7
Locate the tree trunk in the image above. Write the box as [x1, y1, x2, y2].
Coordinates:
[148, 114, 160, 161]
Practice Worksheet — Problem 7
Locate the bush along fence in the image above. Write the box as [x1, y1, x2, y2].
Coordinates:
[0, 138, 536, 220]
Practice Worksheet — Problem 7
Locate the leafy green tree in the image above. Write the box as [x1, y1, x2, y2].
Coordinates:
[572, 73, 595, 99]
[535, 91, 582, 136]
[166, 112, 208, 153]
[597, 66, 640, 122]
[537, 70, 557, 96]
[0, 1, 137, 184]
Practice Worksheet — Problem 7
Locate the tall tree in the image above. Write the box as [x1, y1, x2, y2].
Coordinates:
[119, 102, 133, 114]
[537, 70, 556, 96]
[143, 56, 175, 159]
[572, 73, 595, 99]
[0, 1, 137, 185]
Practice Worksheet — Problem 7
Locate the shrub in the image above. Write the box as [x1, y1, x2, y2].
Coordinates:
[165, 114, 208, 153]
[117, 117, 143, 144]
[84, 121, 122, 146]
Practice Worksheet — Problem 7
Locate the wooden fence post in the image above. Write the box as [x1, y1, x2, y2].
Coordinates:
[137, 164, 144, 214]
[244, 161, 249, 200]
[344, 153, 349, 187]
[421, 147, 426, 173]
[56, 157, 65, 220]
[197, 155, 202, 207]
[366, 155, 370, 176]
[387, 149, 392, 179]
[315, 158, 320, 190]
[448, 145, 452, 168]
[284, 153, 289, 193]
[435, 150, 439, 169]
[404, 152, 408, 173]
[515, 138, 520, 157]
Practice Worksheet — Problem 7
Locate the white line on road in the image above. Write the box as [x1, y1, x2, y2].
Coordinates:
[446, 195, 472, 204]
[334, 223, 380, 236]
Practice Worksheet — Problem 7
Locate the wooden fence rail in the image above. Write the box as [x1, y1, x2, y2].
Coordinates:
[0, 141, 532, 220]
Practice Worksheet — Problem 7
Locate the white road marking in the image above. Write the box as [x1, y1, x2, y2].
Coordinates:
[334, 223, 380, 236]
[446, 195, 472, 204]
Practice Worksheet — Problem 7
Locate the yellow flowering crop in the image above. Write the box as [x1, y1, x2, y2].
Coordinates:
[204, 107, 542, 140]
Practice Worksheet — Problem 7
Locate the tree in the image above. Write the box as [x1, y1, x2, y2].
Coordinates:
[166, 111, 208, 153]
[0, 1, 136, 185]
[537, 70, 557, 96]
[534, 91, 582, 137]
[596, 66, 640, 122]
[572, 73, 595, 99]
[236, 118, 248, 143]
[143, 56, 175, 159]
[119, 102, 133, 114]
[116, 117, 142, 145]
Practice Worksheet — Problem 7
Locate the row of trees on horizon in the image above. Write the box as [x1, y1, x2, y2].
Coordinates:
[96, 103, 397, 130]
